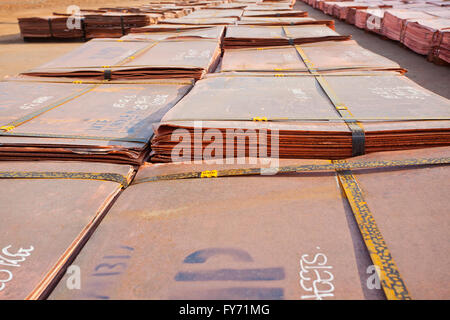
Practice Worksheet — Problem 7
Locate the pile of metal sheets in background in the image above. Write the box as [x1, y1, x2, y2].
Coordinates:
[183, 8, 245, 18]
[160, 17, 239, 24]
[121, 25, 225, 41]
[402, 18, 450, 61]
[83, 13, 153, 39]
[22, 38, 222, 80]
[220, 40, 405, 73]
[0, 161, 134, 300]
[223, 24, 350, 48]
[18, 15, 87, 40]
[48, 147, 450, 300]
[299, 0, 450, 64]
[150, 72, 450, 162]
[237, 16, 336, 26]
[242, 10, 309, 17]
[0, 77, 193, 164]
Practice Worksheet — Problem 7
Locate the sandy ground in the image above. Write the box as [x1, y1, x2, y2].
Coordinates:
[295, 2, 450, 99]
[0, 0, 150, 78]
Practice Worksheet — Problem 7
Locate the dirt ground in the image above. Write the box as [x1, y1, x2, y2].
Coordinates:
[0, 0, 150, 78]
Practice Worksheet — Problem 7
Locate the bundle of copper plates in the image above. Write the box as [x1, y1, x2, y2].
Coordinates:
[237, 17, 335, 27]
[0, 161, 134, 300]
[299, 0, 450, 64]
[121, 25, 225, 41]
[150, 72, 450, 162]
[130, 24, 217, 33]
[161, 17, 239, 24]
[22, 38, 222, 80]
[83, 13, 153, 39]
[0, 77, 193, 164]
[242, 10, 309, 17]
[18, 15, 86, 40]
[220, 40, 405, 73]
[402, 18, 450, 59]
[223, 24, 350, 48]
[48, 147, 450, 299]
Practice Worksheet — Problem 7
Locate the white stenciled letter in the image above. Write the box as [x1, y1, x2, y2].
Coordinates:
[366, 265, 381, 290]
[66, 265, 81, 290]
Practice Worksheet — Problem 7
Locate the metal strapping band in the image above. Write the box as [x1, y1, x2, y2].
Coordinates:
[132, 157, 450, 184]
[294, 45, 366, 156]
[334, 159, 411, 300]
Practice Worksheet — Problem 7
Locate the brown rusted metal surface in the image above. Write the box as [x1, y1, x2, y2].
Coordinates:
[0, 161, 134, 300]
[48, 147, 450, 299]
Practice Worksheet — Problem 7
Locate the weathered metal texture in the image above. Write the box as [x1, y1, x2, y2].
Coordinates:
[121, 26, 225, 41]
[150, 72, 450, 162]
[49, 147, 450, 300]
[221, 40, 404, 73]
[22, 38, 222, 80]
[224, 24, 351, 48]
[0, 161, 134, 300]
[0, 77, 193, 164]
[237, 17, 336, 28]
[18, 16, 86, 40]
[48, 159, 367, 300]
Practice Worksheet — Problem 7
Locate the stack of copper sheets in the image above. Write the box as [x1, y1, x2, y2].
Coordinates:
[220, 40, 405, 73]
[151, 72, 450, 162]
[242, 10, 309, 17]
[121, 25, 225, 41]
[0, 77, 193, 164]
[223, 24, 350, 48]
[47, 147, 450, 300]
[183, 8, 245, 18]
[0, 161, 134, 299]
[402, 18, 450, 58]
[381, 9, 436, 41]
[354, 8, 388, 33]
[83, 13, 152, 39]
[22, 38, 222, 80]
[18, 15, 86, 40]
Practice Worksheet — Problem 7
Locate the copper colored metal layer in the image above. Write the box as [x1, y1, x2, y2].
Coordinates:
[0, 161, 134, 299]
[224, 25, 351, 48]
[161, 17, 239, 24]
[221, 40, 404, 73]
[121, 25, 225, 41]
[22, 38, 222, 80]
[49, 147, 450, 299]
[183, 8, 244, 18]
[242, 10, 309, 17]
[151, 72, 450, 162]
[0, 77, 193, 165]
[18, 15, 87, 40]
[83, 13, 152, 39]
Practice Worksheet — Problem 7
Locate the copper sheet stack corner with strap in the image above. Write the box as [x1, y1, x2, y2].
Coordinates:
[47, 147, 450, 300]
[22, 38, 222, 80]
[0, 161, 135, 300]
[220, 40, 405, 73]
[223, 24, 350, 48]
[150, 72, 450, 162]
[0, 77, 193, 165]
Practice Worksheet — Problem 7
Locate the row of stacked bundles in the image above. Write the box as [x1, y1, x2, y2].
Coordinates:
[300, 0, 450, 64]
[2, 0, 449, 301]
[17, 0, 229, 40]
